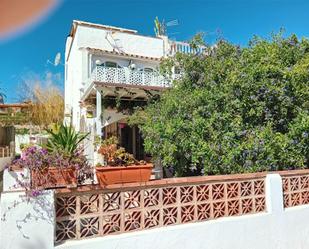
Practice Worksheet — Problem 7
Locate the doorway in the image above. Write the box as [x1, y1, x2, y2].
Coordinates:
[120, 124, 144, 160]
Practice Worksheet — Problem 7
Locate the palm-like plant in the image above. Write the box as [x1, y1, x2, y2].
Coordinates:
[154, 16, 166, 36]
[46, 124, 89, 157]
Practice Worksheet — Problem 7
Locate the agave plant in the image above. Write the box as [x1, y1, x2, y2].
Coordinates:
[46, 124, 89, 157]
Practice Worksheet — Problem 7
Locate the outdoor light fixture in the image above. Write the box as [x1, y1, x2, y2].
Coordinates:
[128, 59, 136, 70]
[95, 59, 102, 65]
[129, 63, 136, 70]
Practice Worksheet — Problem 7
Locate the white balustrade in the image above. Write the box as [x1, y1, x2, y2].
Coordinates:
[92, 66, 171, 88]
[169, 41, 206, 55]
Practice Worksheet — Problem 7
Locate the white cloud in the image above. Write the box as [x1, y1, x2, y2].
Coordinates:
[17, 70, 63, 101]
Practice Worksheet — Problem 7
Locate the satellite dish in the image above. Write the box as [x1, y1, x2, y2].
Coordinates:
[54, 52, 61, 66]
[46, 52, 63, 67]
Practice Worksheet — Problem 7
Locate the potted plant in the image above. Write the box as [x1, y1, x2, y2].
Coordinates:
[17, 146, 78, 189]
[96, 136, 153, 185]
[12, 124, 92, 189]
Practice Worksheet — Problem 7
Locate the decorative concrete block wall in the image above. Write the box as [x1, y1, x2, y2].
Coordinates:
[54, 174, 266, 243]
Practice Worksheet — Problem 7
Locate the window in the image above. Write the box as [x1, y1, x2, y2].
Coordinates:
[105, 61, 118, 68]
[143, 67, 154, 73]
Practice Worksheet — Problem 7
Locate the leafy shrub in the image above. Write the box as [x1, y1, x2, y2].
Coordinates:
[15, 128, 30, 135]
[132, 34, 309, 176]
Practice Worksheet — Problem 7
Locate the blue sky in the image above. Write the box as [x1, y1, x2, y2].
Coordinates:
[1, 0, 309, 102]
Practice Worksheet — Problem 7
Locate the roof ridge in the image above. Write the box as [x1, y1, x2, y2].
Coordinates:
[73, 20, 138, 34]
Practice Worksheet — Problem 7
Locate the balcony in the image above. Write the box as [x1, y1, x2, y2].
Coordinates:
[90, 66, 171, 89]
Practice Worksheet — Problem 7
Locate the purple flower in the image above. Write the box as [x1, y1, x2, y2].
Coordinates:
[31, 190, 42, 197]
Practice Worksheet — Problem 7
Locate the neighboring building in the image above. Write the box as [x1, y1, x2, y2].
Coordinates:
[0, 102, 30, 118]
[0, 102, 31, 169]
[64, 20, 204, 164]
[0, 125, 15, 171]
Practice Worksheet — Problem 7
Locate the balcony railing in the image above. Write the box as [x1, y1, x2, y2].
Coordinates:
[91, 66, 171, 88]
[169, 41, 206, 56]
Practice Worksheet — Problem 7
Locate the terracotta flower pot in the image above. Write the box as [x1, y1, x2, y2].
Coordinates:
[31, 167, 77, 189]
[96, 163, 153, 186]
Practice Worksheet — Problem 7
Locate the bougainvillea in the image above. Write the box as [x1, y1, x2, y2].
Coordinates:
[131, 33, 309, 176]
[14, 146, 93, 188]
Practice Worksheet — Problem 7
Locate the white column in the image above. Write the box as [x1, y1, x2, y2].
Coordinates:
[96, 89, 102, 137]
[88, 53, 93, 79]
[265, 173, 284, 214]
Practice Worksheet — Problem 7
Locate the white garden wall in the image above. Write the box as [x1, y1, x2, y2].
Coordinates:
[2, 173, 309, 249]
[57, 206, 309, 249]
[0, 190, 54, 249]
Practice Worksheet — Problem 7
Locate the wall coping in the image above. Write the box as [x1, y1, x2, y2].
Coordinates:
[276, 169, 309, 177]
[55, 169, 309, 194]
[56, 171, 269, 194]
[7, 168, 308, 194]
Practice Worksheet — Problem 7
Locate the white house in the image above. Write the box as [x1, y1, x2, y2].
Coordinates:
[64, 20, 203, 165]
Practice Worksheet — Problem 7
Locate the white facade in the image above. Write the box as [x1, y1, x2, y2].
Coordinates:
[65, 20, 164, 129]
[64, 20, 202, 165]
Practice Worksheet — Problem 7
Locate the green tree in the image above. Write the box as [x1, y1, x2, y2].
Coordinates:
[131, 34, 309, 176]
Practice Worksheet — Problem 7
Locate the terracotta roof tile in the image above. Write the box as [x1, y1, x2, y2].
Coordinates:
[85, 47, 162, 61]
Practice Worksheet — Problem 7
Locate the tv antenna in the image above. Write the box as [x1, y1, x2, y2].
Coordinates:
[105, 31, 124, 53]
[154, 17, 179, 37]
